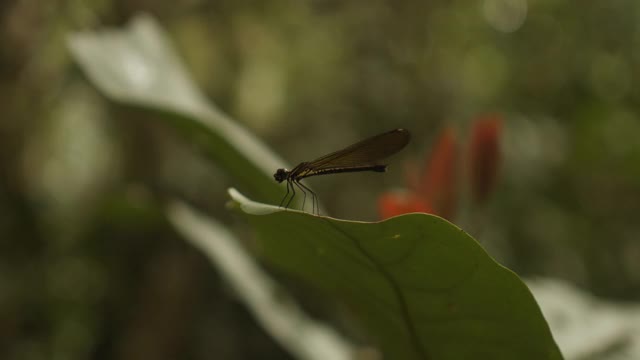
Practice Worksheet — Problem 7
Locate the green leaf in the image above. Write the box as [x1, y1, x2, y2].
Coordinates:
[229, 188, 563, 360]
[67, 14, 285, 203]
[167, 200, 357, 360]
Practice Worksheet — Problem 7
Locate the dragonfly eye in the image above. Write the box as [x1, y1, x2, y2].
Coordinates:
[274, 168, 288, 183]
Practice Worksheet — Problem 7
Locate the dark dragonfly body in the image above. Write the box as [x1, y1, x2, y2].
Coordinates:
[273, 128, 411, 214]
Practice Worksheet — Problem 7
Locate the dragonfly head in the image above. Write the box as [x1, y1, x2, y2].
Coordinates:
[273, 168, 289, 183]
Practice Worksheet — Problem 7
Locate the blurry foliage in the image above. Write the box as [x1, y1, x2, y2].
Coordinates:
[1, 0, 640, 359]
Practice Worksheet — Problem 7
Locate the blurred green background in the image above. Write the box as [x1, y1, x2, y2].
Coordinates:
[1, 0, 640, 359]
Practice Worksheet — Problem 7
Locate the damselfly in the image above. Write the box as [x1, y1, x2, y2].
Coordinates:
[273, 128, 410, 214]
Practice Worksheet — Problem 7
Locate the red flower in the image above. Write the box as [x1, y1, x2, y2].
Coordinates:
[468, 115, 502, 205]
[422, 126, 458, 219]
[378, 190, 434, 220]
[378, 126, 458, 220]
[378, 114, 502, 220]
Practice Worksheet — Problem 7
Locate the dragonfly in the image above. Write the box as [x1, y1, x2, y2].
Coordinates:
[273, 128, 411, 214]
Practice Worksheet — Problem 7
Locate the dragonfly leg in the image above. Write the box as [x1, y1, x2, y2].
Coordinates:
[296, 181, 318, 215]
[295, 181, 307, 211]
[279, 178, 291, 208]
[284, 179, 296, 208]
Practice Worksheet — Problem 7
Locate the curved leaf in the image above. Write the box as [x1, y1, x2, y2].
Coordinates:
[229, 188, 563, 360]
[67, 14, 285, 202]
[167, 200, 357, 360]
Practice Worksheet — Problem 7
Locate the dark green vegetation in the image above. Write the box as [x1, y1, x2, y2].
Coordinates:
[2, 1, 640, 359]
